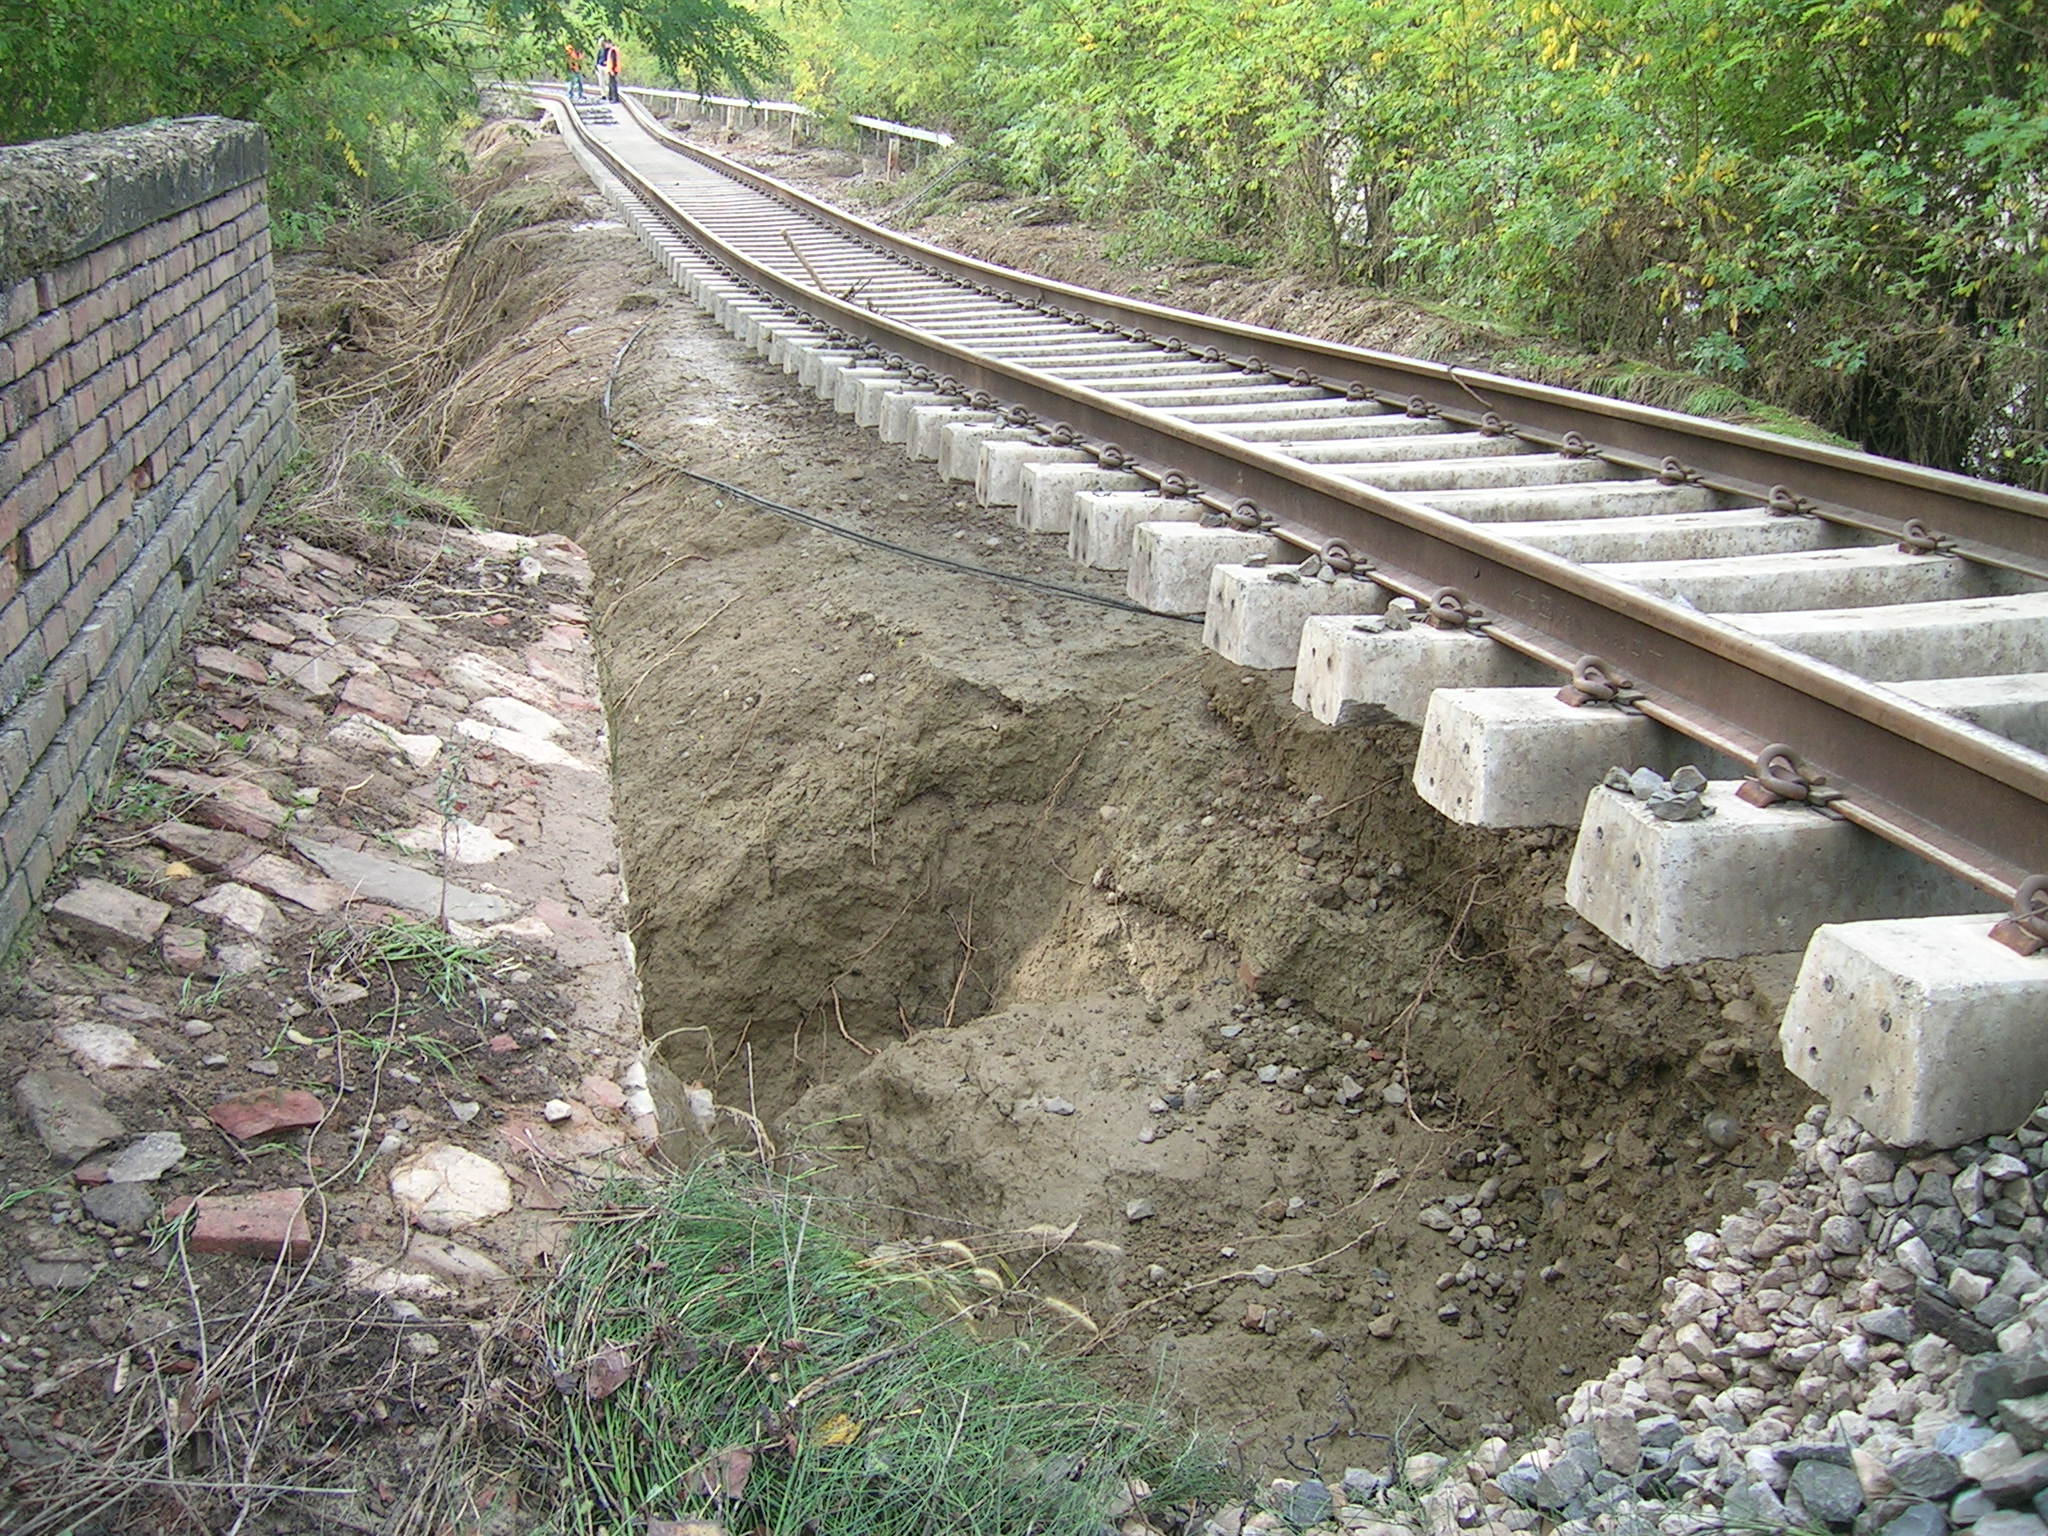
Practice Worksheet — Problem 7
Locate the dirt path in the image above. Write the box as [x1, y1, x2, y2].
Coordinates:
[402, 123, 1816, 1472]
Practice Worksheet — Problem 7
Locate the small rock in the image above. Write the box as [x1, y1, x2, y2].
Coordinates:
[1788, 1459, 1865, 1526]
[195, 645, 271, 684]
[389, 1143, 513, 1233]
[153, 820, 254, 871]
[230, 852, 345, 914]
[1953, 1489, 2000, 1525]
[2005, 1394, 2048, 1452]
[1888, 1450, 1964, 1501]
[1039, 1096, 1076, 1116]
[1723, 1477, 1792, 1530]
[1919, 1287, 2001, 1355]
[1126, 1199, 1157, 1223]
[1591, 1411, 1643, 1476]
[149, 770, 286, 839]
[1845, 1149, 1900, 1183]
[51, 879, 169, 953]
[1959, 1354, 2048, 1418]
[54, 1022, 165, 1072]
[1820, 1213, 1866, 1254]
[1564, 959, 1609, 989]
[1975, 1514, 2048, 1536]
[1280, 1480, 1334, 1527]
[193, 882, 284, 937]
[403, 1234, 512, 1288]
[543, 1099, 574, 1124]
[14, 1068, 126, 1166]
[1862, 1305, 1916, 1343]
[159, 926, 207, 974]
[580, 1075, 628, 1112]
[1403, 1453, 1448, 1488]
[1703, 1110, 1744, 1149]
[1879, 1504, 1947, 1536]
[82, 1182, 157, 1232]
[340, 675, 411, 725]
[22, 1256, 97, 1289]
[1960, 1434, 2026, 1483]
[273, 652, 348, 696]
[102, 1132, 186, 1183]
[1981, 1451, 2048, 1504]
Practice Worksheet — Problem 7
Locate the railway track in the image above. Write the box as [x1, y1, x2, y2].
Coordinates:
[535, 85, 2048, 1145]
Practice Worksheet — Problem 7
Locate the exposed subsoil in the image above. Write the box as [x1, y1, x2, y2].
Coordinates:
[378, 118, 1821, 1477]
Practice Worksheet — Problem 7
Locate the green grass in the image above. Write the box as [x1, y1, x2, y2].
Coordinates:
[540, 1161, 1229, 1535]
[317, 913, 496, 1008]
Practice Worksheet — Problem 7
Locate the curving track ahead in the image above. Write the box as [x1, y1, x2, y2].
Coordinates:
[537, 86, 2048, 982]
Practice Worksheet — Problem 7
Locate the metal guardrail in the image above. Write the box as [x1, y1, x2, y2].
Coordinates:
[623, 88, 955, 150]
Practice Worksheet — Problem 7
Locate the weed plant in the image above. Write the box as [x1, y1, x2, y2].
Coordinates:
[267, 409, 483, 558]
[543, 1160, 1229, 1535]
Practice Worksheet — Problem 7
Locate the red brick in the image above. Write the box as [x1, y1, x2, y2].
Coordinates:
[195, 645, 269, 684]
[208, 1088, 327, 1141]
[13, 310, 65, 372]
[164, 1188, 312, 1261]
[146, 769, 286, 838]
[0, 462, 57, 540]
[24, 484, 90, 569]
[338, 676, 409, 724]
[69, 496, 122, 573]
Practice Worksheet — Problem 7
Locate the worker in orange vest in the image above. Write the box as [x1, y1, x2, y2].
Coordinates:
[596, 38, 623, 103]
[564, 41, 587, 101]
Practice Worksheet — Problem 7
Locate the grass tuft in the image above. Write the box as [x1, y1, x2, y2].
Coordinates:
[317, 913, 497, 1008]
[543, 1160, 1229, 1535]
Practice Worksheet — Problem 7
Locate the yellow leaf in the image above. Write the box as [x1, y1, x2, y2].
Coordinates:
[815, 1413, 863, 1447]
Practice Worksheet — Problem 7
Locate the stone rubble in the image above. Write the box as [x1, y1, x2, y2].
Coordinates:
[2, 522, 654, 1431]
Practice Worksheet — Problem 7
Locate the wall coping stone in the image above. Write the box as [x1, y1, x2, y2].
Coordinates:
[0, 116, 269, 286]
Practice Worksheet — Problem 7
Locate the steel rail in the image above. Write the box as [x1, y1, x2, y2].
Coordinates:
[618, 92, 2048, 583]
[559, 92, 2048, 905]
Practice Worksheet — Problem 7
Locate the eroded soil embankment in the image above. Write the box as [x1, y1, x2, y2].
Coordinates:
[419, 126, 1812, 1467]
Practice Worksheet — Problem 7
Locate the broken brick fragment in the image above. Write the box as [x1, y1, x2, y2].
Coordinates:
[208, 1087, 327, 1141]
[164, 1189, 312, 1260]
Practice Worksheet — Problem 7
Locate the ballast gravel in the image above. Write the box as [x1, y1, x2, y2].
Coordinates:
[1211, 1099, 2048, 1536]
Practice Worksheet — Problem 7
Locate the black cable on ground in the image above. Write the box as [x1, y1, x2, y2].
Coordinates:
[603, 319, 1201, 625]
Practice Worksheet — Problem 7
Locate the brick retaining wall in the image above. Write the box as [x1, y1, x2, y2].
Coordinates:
[0, 116, 296, 954]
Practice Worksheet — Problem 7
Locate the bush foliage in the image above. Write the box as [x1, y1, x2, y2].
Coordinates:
[0, 0, 783, 247]
[776, 0, 2047, 485]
